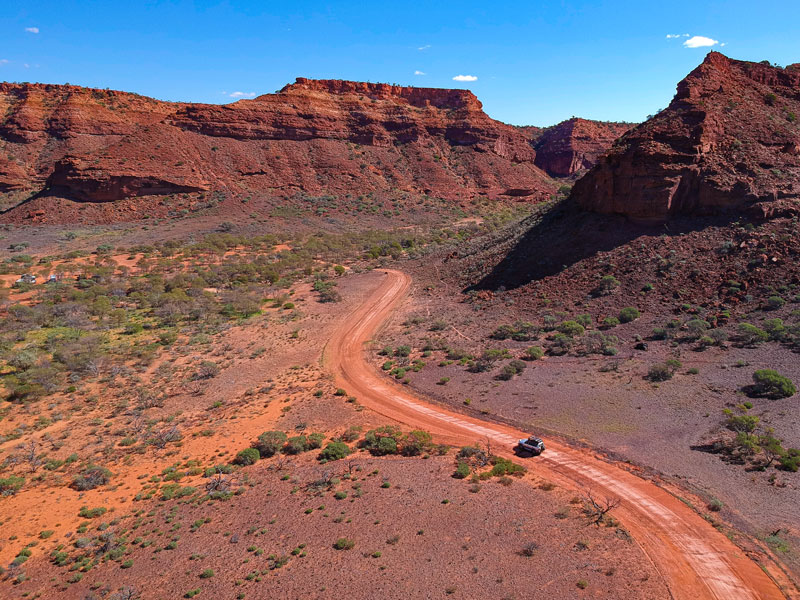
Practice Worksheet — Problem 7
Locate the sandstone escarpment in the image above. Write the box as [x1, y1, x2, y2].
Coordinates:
[0, 78, 557, 222]
[571, 52, 800, 222]
[532, 118, 634, 177]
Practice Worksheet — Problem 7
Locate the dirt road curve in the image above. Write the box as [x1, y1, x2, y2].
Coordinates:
[324, 270, 789, 600]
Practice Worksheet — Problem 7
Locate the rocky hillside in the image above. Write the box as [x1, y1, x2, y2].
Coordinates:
[571, 52, 800, 222]
[532, 118, 634, 177]
[0, 79, 557, 223]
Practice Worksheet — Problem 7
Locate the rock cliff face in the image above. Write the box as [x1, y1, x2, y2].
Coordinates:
[532, 118, 633, 177]
[570, 53, 800, 222]
[0, 79, 556, 222]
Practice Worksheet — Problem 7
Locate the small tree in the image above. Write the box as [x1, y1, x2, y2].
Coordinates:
[582, 491, 621, 525]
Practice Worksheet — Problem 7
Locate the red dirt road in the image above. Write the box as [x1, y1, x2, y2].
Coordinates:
[324, 269, 790, 600]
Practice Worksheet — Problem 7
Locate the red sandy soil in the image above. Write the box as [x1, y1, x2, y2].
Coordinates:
[0, 272, 670, 600]
[325, 269, 793, 600]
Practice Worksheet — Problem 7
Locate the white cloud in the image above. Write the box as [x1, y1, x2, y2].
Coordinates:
[0, 59, 9, 65]
[24, 27, 39, 34]
[417, 44, 431, 51]
[452, 74, 477, 82]
[229, 91, 256, 98]
[683, 35, 719, 48]
[414, 70, 425, 75]
[665, 34, 681, 39]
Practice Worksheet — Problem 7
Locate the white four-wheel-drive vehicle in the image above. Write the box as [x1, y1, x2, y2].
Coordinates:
[517, 436, 545, 456]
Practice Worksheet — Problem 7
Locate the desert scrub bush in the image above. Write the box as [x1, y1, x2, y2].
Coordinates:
[192, 361, 220, 380]
[618, 307, 640, 323]
[646, 359, 681, 382]
[583, 331, 618, 355]
[497, 360, 527, 380]
[523, 345, 544, 360]
[748, 370, 796, 399]
[685, 319, 710, 340]
[763, 318, 787, 341]
[254, 430, 287, 457]
[402, 430, 434, 456]
[362, 425, 402, 455]
[778, 448, 800, 472]
[548, 333, 573, 355]
[72, 465, 111, 491]
[333, 537, 355, 550]
[453, 461, 471, 479]
[489, 457, 526, 477]
[284, 435, 311, 454]
[234, 447, 260, 465]
[601, 316, 619, 329]
[766, 296, 786, 311]
[319, 441, 351, 461]
[78, 506, 108, 519]
[736, 323, 769, 347]
[0, 475, 25, 496]
[557, 320, 585, 337]
[307, 432, 325, 449]
[595, 275, 619, 296]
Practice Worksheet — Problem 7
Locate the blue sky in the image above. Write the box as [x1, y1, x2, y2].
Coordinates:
[2, 1, 799, 125]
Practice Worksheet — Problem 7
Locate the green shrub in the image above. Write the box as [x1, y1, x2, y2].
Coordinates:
[362, 426, 402, 455]
[402, 430, 433, 456]
[601, 316, 619, 329]
[453, 462, 471, 479]
[557, 320, 585, 337]
[72, 465, 111, 491]
[78, 506, 107, 519]
[200, 568, 214, 579]
[234, 447, 260, 466]
[618, 307, 640, 323]
[307, 432, 325, 449]
[778, 449, 800, 472]
[285, 435, 310, 454]
[647, 361, 680, 382]
[596, 275, 619, 295]
[523, 346, 544, 360]
[737, 323, 768, 347]
[319, 441, 351, 461]
[749, 369, 796, 399]
[254, 431, 287, 457]
[498, 359, 527, 380]
[766, 296, 786, 311]
[651, 327, 667, 340]
[334, 537, 355, 550]
[489, 457, 526, 477]
[0, 475, 25, 496]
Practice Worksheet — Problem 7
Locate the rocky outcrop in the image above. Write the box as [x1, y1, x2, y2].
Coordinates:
[571, 53, 800, 222]
[532, 118, 633, 177]
[0, 79, 557, 221]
